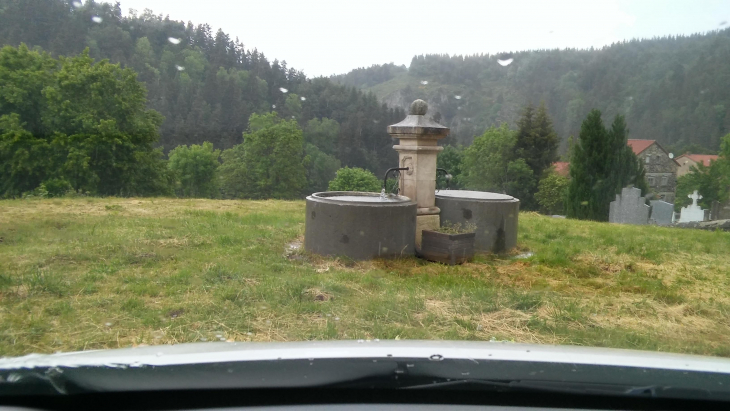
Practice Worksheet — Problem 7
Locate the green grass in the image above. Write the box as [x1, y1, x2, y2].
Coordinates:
[1, 199, 730, 357]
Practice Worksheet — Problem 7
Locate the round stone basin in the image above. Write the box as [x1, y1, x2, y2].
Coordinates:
[304, 191, 417, 260]
[435, 190, 519, 253]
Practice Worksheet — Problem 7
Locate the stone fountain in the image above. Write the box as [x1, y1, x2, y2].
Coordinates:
[304, 99, 519, 260]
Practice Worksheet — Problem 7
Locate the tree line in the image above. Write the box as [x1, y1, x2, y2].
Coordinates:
[0, 0, 405, 178]
[334, 30, 730, 155]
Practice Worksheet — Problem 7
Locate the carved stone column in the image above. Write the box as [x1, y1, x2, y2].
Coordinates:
[387, 99, 449, 250]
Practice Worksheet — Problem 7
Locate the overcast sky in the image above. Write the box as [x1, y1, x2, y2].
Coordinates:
[101, 0, 730, 77]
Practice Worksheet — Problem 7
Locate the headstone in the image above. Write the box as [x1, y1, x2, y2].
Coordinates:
[711, 200, 720, 221]
[678, 190, 707, 223]
[649, 200, 674, 226]
[609, 187, 650, 225]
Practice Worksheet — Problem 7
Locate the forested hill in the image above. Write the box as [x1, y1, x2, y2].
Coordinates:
[333, 30, 730, 153]
[0, 0, 405, 174]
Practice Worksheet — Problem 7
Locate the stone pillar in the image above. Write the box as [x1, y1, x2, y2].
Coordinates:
[387, 100, 449, 250]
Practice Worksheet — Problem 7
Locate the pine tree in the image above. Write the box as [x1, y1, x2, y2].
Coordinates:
[566, 109, 609, 220]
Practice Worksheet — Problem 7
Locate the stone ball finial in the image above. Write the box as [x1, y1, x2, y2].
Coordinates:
[410, 99, 428, 116]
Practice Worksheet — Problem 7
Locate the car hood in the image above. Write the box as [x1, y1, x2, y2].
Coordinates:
[2, 340, 729, 374]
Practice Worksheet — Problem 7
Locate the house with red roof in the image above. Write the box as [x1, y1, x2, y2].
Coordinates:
[552, 139, 679, 202]
[675, 154, 719, 177]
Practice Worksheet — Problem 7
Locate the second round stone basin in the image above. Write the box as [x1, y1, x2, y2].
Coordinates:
[304, 191, 417, 260]
[435, 190, 519, 253]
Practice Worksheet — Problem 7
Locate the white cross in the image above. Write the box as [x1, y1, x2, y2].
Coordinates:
[688, 190, 703, 207]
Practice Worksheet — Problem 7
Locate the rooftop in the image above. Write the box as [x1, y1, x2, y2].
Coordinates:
[676, 154, 719, 167]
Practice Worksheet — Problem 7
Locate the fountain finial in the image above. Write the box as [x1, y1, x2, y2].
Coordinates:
[410, 99, 428, 116]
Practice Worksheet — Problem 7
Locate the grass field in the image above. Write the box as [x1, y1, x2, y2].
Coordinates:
[1, 198, 730, 357]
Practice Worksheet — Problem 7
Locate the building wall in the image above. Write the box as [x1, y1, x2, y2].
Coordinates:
[636, 144, 678, 202]
[676, 157, 698, 177]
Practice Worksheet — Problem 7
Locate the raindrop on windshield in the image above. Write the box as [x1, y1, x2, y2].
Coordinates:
[266, 320, 271, 325]
[357, 339, 365, 343]
[272, 104, 276, 109]
[279, 87, 288, 93]
[497, 58, 514, 67]
[721, 21, 727, 26]
[334, 317, 340, 321]
[7, 374, 22, 383]
[246, 332, 253, 336]
[219, 337, 226, 341]
[91, 16, 103, 23]
[420, 80, 428, 85]
[72, 1, 82, 7]
[326, 313, 331, 317]
[200, 337, 208, 342]
[454, 95, 462, 100]
[105, 322, 112, 327]
[429, 354, 444, 361]
[176, 65, 185, 71]
[300, 96, 306, 101]
[168, 37, 181, 45]
[156, 352, 163, 357]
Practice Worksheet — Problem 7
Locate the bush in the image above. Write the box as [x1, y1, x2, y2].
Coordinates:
[327, 167, 381, 192]
[535, 170, 569, 215]
[168, 142, 220, 198]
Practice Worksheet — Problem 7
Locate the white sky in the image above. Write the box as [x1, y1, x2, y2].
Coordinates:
[101, 0, 730, 77]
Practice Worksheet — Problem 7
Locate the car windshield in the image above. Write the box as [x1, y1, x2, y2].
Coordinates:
[1, 0, 730, 394]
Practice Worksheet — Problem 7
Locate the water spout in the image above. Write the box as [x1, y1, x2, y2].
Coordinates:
[383, 167, 409, 195]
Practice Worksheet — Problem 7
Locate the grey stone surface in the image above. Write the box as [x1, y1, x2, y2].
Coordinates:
[387, 99, 450, 137]
[711, 200, 720, 221]
[649, 200, 674, 226]
[676, 219, 730, 231]
[304, 192, 416, 260]
[609, 187, 650, 225]
[410, 99, 428, 115]
[435, 190, 519, 253]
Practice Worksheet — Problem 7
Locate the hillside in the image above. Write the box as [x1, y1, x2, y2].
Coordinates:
[0, 0, 404, 174]
[333, 31, 730, 152]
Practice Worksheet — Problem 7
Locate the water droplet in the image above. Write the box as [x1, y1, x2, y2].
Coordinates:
[219, 337, 226, 341]
[156, 352, 163, 357]
[272, 105, 276, 109]
[200, 337, 208, 342]
[372, 119, 379, 124]
[246, 332, 252, 336]
[721, 20, 727, 26]
[454, 95, 462, 100]
[476, 324, 483, 331]
[7, 373, 22, 383]
[291, 116, 296, 119]
[168, 37, 181, 45]
[497, 58, 514, 67]
[490, 337, 497, 342]
[279, 87, 288, 93]
[461, 372, 470, 376]
[91, 16, 103, 23]
[300, 96, 306, 101]
[357, 339, 365, 343]
[105, 322, 112, 327]
[406, 364, 415, 368]
[429, 354, 444, 361]
[72, 1, 82, 7]
[215, 334, 223, 338]
[326, 314, 331, 317]
[334, 317, 340, 321]
[420, 80, 429, 85]
[374, 339, 380, 342]
[265, 320, 271, 325]
[627, 96, 633, 100]
[395, 369, 404, 374]
[176, 65, 185, 71]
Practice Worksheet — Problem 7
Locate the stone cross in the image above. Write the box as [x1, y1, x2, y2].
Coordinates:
[689, 190, 702, 207]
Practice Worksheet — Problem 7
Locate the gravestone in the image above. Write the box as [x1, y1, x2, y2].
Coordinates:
[711, 200, 720, 221]
[678, 190, 707, 223]
[609, 187, 650, 225]
[649, 200, 674, 226]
